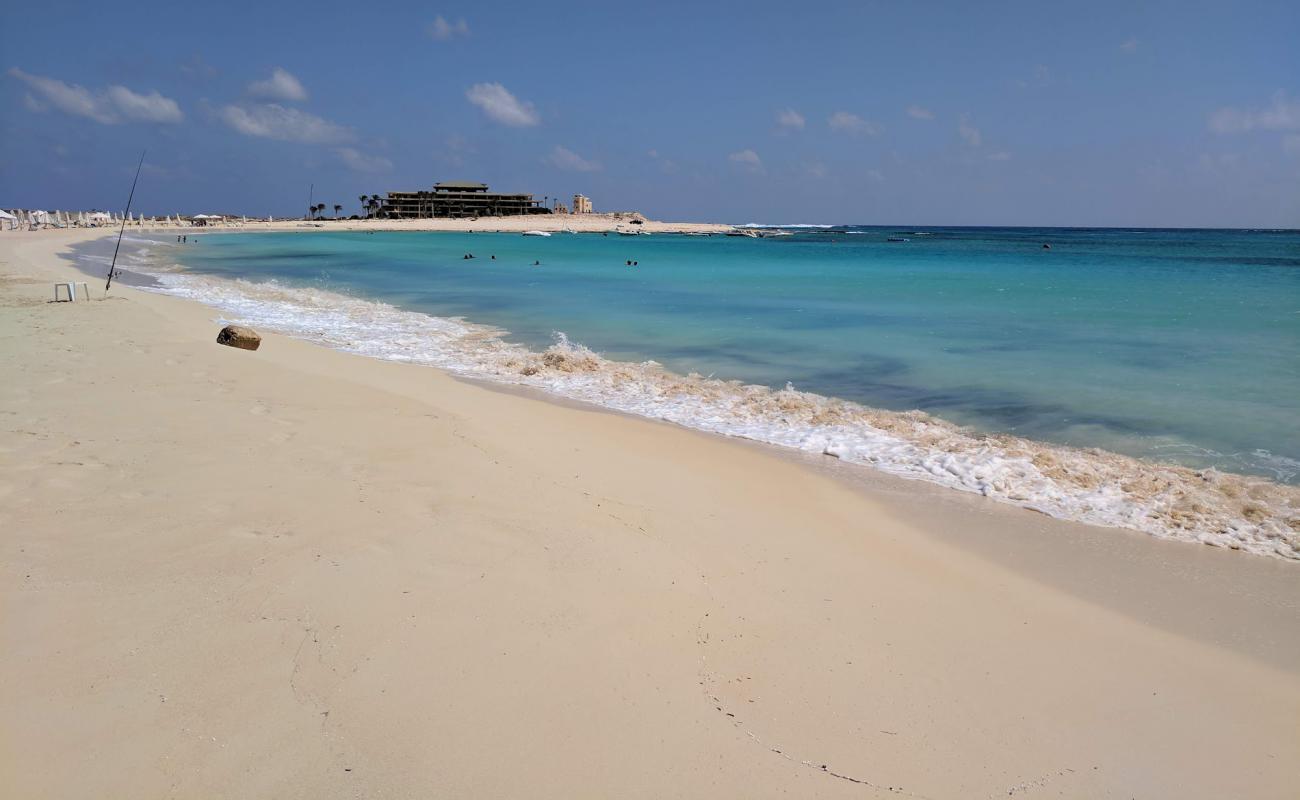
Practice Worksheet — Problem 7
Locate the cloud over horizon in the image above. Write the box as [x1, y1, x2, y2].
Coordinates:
[248, 68, 308, 103]
[466, 82, 538, 127]
[429, 16, 470, 41]
[1209, 91, 1300, 134]
[546, 145, 601, 172]
[828, 111, 882, 136]
[220, 103, 352, 143]
[8, 67, 183, 124]
[776, 108, 805, 131]
[728, 148, 763, 171]
[906, 105, 935, 120]
[336, 146, 393, 172]
[958, 113, 982, 147]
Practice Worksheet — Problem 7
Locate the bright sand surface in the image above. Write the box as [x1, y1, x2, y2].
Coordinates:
[2, 229, 1298, 799]
[117, 212, 733, 234]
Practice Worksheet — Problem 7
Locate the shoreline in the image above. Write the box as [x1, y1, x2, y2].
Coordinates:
[89, 228, 1300, 562]
[3, 229, 1298, 797]
[69, 212, 734, 235]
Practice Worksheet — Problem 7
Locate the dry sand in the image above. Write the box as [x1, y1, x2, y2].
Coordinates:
[2, 229, 1298, 799]
[114, 212, 732, 235]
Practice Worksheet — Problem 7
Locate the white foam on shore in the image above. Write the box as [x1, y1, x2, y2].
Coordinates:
[141, 268, 1300, 561]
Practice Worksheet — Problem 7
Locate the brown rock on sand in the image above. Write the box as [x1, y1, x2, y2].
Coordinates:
[216, 324, 261, 351]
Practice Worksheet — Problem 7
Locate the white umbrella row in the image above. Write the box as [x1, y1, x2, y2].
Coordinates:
[2, 210, 280, 231]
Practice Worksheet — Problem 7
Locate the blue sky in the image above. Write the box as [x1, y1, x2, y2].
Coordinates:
[1, 1, 1297, 226]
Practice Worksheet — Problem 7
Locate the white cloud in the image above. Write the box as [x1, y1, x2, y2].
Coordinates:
[777, 108, 805, 130]
[7, 67, 183, 124]
[958, 114, 982, 147]
[105, 86, 183, 123]
[1120, 37, 1139, 54]
[1209, 91, 1300, 134]
[466, 82, 539, 127]
[866, 169, 884, 183]
[986, 151, 1012, 161]
[906, 104, 934, 120]
[429, 15, 470, 41]
[728, 148, 763, 172]
[248, 67, 308, 102]
[220, 103, 352, 143]
[828, 111, 882, 136]
[546, 145, 601, 172]
[336, 147, 392, 172]
[8, 68, 113, 122]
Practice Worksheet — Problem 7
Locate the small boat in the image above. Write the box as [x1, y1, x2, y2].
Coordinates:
[886, 236, 909, 242]
[522, 230, 551, 237]
[616, 229, 640, 236]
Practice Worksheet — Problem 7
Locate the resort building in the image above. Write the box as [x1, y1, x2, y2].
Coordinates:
[572, 194, 593, 214]
[378, 182, 551, 218]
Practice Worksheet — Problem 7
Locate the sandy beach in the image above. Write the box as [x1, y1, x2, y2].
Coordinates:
[2, 229, 1298, 799]
[115, 212, 734, 235]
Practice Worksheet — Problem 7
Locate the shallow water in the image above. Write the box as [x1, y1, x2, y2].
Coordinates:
[76, 227, 1300, 559]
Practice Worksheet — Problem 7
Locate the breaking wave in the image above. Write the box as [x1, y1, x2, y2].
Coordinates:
[137, 268, 1300, 561]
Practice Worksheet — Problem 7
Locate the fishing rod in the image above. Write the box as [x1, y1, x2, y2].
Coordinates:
[105, 150, 146, 293]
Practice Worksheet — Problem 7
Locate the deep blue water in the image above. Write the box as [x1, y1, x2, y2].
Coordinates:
[153, 226, 1300, 482]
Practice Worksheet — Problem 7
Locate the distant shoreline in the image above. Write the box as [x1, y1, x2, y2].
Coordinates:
[126, 213, 734, 236]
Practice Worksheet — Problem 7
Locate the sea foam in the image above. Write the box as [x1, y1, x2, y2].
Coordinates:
[135, 268, 1300, 561]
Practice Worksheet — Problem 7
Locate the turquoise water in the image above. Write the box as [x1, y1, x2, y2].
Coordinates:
[78, 226, 1300, 557]
[156, 227, 1300, 483]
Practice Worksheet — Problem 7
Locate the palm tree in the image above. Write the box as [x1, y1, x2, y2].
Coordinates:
[333, 204, 342, 219]
[359, 195, 369, 218]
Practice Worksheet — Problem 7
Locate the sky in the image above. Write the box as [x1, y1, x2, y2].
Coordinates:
[1, 0, 1297, 227]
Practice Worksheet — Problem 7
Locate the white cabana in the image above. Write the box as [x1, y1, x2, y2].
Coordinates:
[1, 209, 16, 231]
[88, 211, 111, 226]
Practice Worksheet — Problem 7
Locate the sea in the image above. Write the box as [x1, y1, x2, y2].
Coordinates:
[75, 226, 1300, 560]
